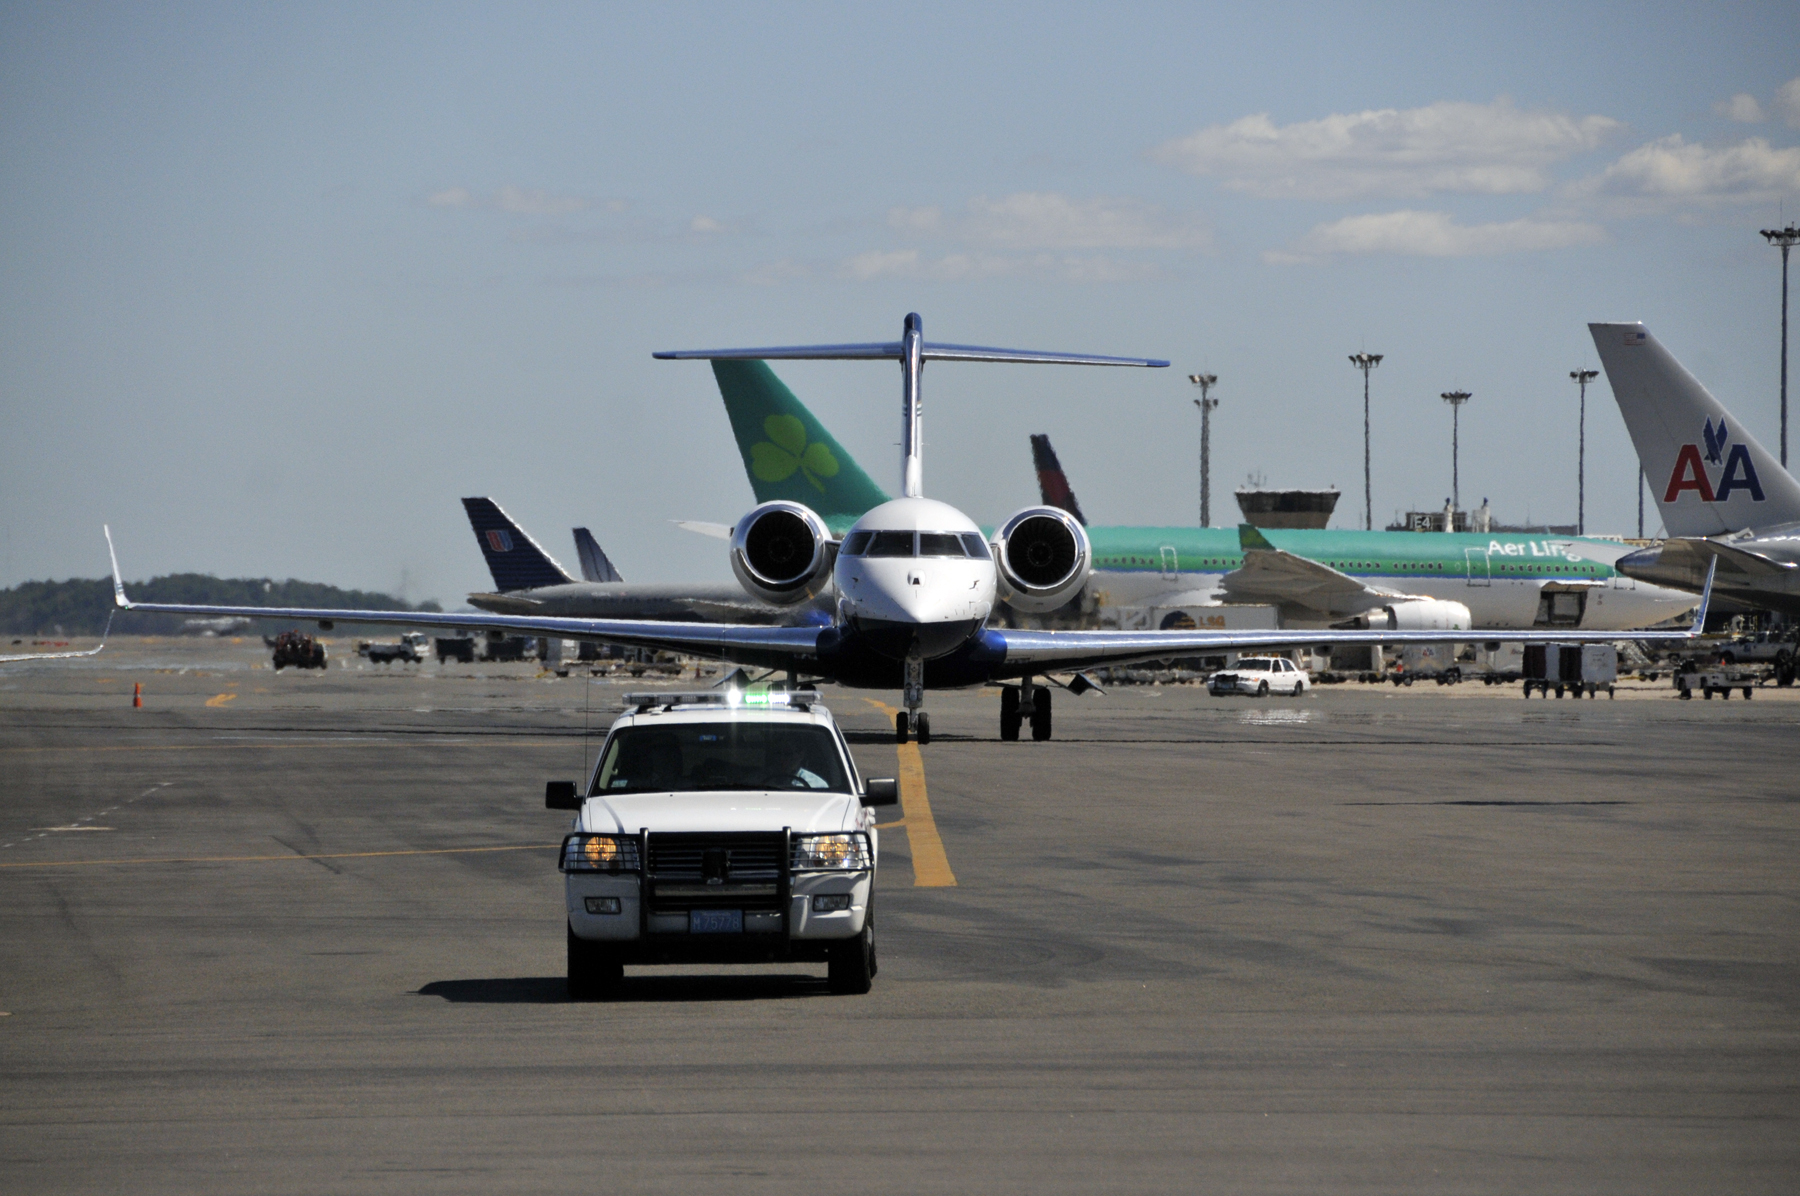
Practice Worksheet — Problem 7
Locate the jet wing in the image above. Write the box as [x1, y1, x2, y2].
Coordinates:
[0, 613, 111, 662]
[994, 560, 1715, 676]
[1661, 535, 1793, 578]
[1219, 525, 1397, 612]
[104, 531, 820, 671]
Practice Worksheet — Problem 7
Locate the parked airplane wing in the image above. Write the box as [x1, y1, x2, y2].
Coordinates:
[0, 612, 112, 663]
[1218, 524, 1386, 611]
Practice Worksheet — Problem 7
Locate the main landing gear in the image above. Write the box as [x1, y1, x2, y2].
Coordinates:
[1000, 677, 1052, 741]
[897, 648, 930, 745]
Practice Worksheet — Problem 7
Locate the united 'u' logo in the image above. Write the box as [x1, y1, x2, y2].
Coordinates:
[1664, 417, 1764, 504]
[486, 529, 514, 553]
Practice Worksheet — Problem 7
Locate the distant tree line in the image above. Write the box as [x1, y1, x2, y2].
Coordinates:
[0, 575, 443, 637]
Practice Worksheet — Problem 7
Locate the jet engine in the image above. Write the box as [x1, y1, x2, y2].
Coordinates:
[730, 501, 835, 605]
[993, 506, 1091, 613]
[1381, 599, 1473, 633]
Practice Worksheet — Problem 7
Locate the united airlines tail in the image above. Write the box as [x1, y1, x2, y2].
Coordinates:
[460, 497, 576, 592]
[1030, 434, 1088, 526]
[573, 527, 624, 583]
[1590, 322, 1800, 536]
[711, 360, 890, 527]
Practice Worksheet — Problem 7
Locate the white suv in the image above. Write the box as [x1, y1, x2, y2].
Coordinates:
[1208, 656, 1310, 697]
[546, 689, 895, 999]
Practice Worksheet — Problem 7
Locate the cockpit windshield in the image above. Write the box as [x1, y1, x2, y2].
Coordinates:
[590, 723, 851, 795]
[839, 530, 990, 559]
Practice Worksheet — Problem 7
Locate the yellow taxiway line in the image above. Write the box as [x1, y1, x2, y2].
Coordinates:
[863, 699, 957, 887]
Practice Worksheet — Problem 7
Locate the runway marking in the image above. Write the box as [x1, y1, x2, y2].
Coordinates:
[0, 739, 569, 754]
[2, 782, 171, 851]
[0, 843, 554, 870]
[863, 700, 957, 887]
[204, 693, 238, 707]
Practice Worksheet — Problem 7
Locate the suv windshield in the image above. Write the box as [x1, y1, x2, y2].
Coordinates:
[591, 723, 851, 795]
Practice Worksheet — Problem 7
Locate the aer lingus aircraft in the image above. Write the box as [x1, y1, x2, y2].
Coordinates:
[103, 314, 1711, 744]
[706, 352, 1698, 634]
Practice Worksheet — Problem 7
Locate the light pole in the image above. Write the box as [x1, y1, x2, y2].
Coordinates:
[1762, 223, 1798, 467]
[1348, 353, 1382, 530]
[1571, 369, 1598, 536]
[1441, 391, 1471, 516]
[1188, 373, 1218, 527]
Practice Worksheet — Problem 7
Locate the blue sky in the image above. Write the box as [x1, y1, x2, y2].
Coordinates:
[3, 2, 1797, 601]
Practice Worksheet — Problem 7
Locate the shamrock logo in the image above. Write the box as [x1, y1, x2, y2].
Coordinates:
[750, 414, 839, 492]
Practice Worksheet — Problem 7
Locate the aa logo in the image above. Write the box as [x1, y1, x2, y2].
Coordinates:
[1664, 417, 1764, 504]
[751, 415, 839, 493]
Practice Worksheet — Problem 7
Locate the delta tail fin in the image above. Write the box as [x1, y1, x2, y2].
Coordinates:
[460, 498, 576, 592]
[573, 527, 624, 583]
[1590, 323, 1800, 537]
[710, 360, 891, 529]
[1030, 434, 1088, 526]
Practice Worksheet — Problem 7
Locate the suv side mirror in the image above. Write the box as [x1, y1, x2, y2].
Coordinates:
[545, 781, 580, 810]
[861, 778, 899, 807]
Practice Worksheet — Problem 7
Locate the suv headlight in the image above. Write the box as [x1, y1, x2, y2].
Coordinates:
[560, 833, 641, 873]
[791, 832, 872, 872]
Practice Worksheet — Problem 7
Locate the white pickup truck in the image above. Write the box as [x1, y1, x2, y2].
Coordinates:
[547, 689, 897, 999]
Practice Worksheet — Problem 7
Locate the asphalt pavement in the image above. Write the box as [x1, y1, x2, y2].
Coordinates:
[2, 637, 1796, 1193]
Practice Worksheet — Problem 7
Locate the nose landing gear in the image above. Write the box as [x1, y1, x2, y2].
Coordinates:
[897, 649, 929, 744]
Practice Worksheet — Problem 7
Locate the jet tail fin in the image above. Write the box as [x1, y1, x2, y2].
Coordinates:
[1590, 323, 1800, 536]
[572, 527, 624, 583]
[1030, 434, 1087, 526]
[709, 359, 891, 528]
[1238, 523, 1277, 552]
[460, 498, 575, 592]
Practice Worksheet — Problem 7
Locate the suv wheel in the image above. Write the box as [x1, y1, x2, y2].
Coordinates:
[828, 923, 875, 995]
[567, 922, 623, 1001]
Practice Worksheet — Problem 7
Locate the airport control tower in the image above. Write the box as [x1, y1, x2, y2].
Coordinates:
[1234, 488, 1340, 530]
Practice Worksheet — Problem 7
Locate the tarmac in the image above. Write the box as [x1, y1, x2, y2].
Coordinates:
[2, 636, 1796, 1193]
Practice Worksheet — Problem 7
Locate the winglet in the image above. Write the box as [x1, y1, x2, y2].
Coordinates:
[1238, 523, 1276, 552]
[1689, 556, 1717, 634]
[103, 525, 131, 608]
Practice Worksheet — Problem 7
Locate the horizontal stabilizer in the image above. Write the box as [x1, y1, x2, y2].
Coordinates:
[659, 342, 1167, 368]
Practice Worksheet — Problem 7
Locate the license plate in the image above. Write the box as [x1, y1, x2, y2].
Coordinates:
[689, 909, 743, 934]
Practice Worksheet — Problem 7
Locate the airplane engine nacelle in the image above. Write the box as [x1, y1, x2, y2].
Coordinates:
[993, 506, 1091, 613]
[730, 501, 835, 606]
[1382, 599, 1473, 633]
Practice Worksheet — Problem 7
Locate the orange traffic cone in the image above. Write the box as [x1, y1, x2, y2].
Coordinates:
[132, 682, 141, 708]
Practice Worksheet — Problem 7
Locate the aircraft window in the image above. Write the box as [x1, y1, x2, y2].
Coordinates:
[866, 531, 916, 557]
[842, 531, 872, 556]
[919, 533, 966, 557]
[960, 533, 991, 559]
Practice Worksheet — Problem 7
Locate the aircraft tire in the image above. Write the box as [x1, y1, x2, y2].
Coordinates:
[916, 712, 931, 744]
[567, 923, 623, 1001]
[1743, 687, 1753, 699]
[1000, 688, 1021, 741]
[1030, 688, 1052, 741]
[895, 711, 910, 745]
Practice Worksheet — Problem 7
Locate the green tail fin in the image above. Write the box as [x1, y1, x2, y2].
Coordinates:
[712, 360, 891, 528]
[1238, 523, 1276, 551]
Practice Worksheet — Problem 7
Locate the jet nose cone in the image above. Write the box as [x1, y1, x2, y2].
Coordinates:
[1616, 545, 1661, 576]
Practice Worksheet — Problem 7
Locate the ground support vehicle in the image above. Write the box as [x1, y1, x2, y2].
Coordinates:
[1522, 643, 1617, 699]
[435, 636, 476, 663]
[1674, 664, 1757, 700]
[548, 689, 898, 999]
[270, 630, 326, 671]
[1208, 656, 1309, 697]
[360, 631, 428, 664]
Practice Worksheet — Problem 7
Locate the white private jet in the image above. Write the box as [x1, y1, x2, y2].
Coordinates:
[104, 314, 1713, 744]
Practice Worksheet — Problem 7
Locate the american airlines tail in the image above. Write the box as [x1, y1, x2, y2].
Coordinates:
[1590, 322, 1800, 536]
[460, 497, 576, 592]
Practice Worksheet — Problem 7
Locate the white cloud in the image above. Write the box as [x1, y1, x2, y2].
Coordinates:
[1152, 99, 1621, 199]
[1714, 93, 1766, 123]
[1575, 135, 1800, 204]
[886, 192, 1210, 251]
[689, 215, 724, 233]
[425, 185, 593, 214]
[1779, 77, 1800, 128]
[1267, 210, 1606, 263]
[843, 248, 1159, 283]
